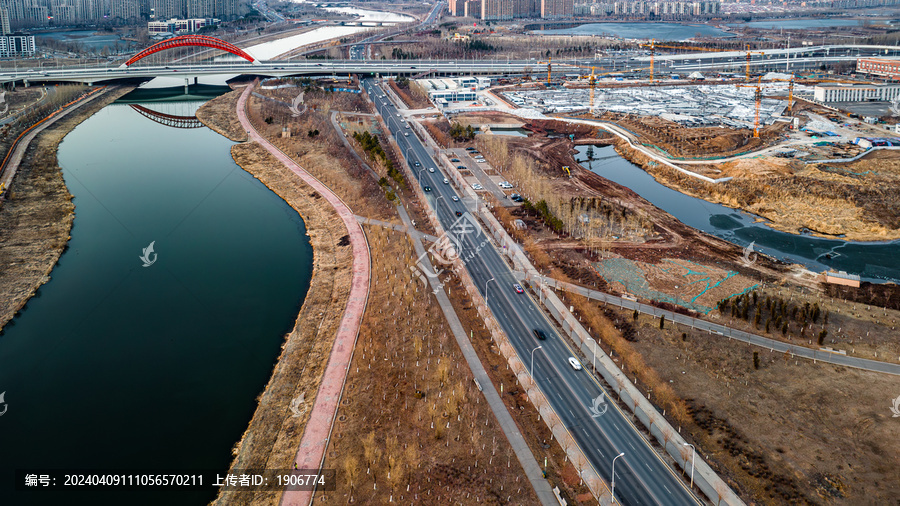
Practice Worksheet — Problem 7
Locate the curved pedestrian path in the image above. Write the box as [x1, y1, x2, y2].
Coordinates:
[538, 274, 900, 376]
[236, 84, 371, 506]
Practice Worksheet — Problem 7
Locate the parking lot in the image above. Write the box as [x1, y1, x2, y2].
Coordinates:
[446, 148, 520, 207]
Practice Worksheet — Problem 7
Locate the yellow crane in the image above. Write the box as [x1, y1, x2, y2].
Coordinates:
[736, 77, 763, 138]
[638, 39, 656, 83]
[589, 66, 596, 115]
[745, 44, 765, 82]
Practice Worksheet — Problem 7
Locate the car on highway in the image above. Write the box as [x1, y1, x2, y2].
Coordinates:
[423, 185, 432, 192]
[396, 113, 401, 117]
[442, 178, 449, 184]
[404, 132, 409, 136]
[532, 328, 547, 340]
[414, 161, 420, 167]
[472, 183, 483, 190]
[428, 167, 435, 173]
[568, 357, 583, 370]
[451, 196, 459, 202]
[455, 211, 463, 217]
[513, 284, 524, 294]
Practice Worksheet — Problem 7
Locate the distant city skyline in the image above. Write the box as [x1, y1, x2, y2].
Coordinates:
[0, 0, 247, 28]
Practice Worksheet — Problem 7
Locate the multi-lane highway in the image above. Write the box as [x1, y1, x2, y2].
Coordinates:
[0, 60, 548, 85]
[361, 78, 701, 506]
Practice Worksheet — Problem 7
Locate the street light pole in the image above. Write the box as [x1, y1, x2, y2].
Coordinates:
[485, 277, 495, 306]
[683, 443, 695, 489]
[611, 452, 625, 504]
[530, 345, 543, 378]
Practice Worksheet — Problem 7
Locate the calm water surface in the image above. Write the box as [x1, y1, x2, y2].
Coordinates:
[0, 90, 313, 505]
[575, 145, 900, 283]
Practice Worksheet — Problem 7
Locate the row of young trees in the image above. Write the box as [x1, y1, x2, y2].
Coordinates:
[478, 135, 654, 249]
[718, 292, 829, 343]
[352, 131, 404, 186]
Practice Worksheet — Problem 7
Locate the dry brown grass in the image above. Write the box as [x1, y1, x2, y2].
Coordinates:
[247, 88, 395, 221]
[620, 141, 900, 241]
[0, 86, 132, 331]
[215, 142, 354, 506]
[624, 305, 900, 505]
[314, 225, 540, 505]
[196, 88, 248, 142]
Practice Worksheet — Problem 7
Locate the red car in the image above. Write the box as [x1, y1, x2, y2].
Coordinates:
[513, 284, 524, 294]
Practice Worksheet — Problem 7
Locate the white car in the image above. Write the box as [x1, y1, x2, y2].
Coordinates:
[568, 357, 582, 371]
[442, 178, 449, 184]
[472, 183, 484, 190]
[428, 167, 435, 173]
[476, 159, 486, 163]
[498, 181, 513, 189]
[451, 195, 459, 202]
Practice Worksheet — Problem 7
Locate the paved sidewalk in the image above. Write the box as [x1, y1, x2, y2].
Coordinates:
[395, 203, 557, 506]
[235, 84, 372, 506]
[354, 215, 439, 242]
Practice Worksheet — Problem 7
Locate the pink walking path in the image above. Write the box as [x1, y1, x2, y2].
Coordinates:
[236, 84, 371, 506]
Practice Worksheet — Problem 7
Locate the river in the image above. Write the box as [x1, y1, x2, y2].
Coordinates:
[574, 145, 900, 283]
[532, 22, 732, 41]
[243, 5, 413, 61]
[0, 88, 313, 505]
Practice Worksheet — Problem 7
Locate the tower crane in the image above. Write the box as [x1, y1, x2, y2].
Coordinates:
[745, 44, 765, 82]
[736, 77, 763, 138]
[547, 55, 552, 85]
[638, 39, 656, 83]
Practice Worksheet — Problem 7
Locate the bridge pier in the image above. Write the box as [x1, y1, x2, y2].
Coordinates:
[185, 77, 190, 94]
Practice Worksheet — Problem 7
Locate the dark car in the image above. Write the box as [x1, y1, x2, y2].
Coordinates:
[457, 165, 466, 170]
[450, 158, 460, 162]
[513, 284, 524, 294]
[423, 185, 432, 192]
[532, 329, 547, 340]
[455, 211, 463, 217]
[465, 147, 476, 151]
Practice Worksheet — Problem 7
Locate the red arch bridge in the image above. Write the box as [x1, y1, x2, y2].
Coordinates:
[129, 105, 204, 129]
[124, 35, 257, 66]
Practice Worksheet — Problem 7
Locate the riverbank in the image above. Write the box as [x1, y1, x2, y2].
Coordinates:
[614, 140, 900, 242]
[198, 90, 355, 506]
[0, 85, 133, 332]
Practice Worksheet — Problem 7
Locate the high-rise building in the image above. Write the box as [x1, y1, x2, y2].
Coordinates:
[109, 0, 142, 22]
[149, 0, 183, 19]
[0, 6, 10, 34]
[540, 0, 572, 18]
[481, 0, 512, 20]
